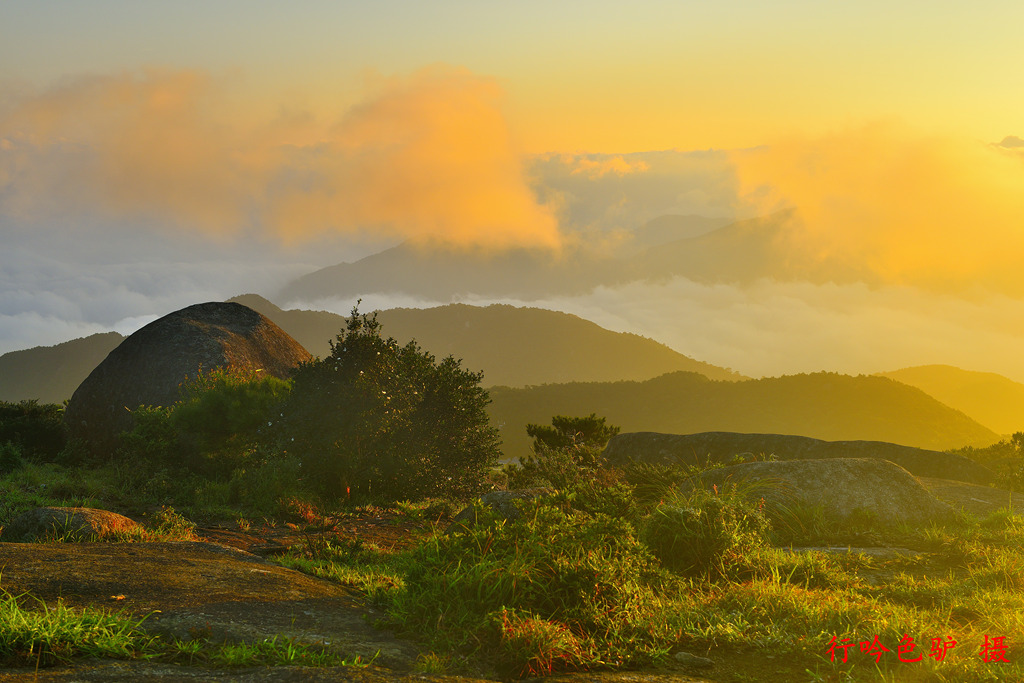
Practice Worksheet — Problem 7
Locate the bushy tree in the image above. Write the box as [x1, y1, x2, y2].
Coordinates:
[508, 414, 620, 489]
[278, 306, 500, 501]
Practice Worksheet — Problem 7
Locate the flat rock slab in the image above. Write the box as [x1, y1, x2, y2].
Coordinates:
[0, 662, 497, 683]
[917, 477, 1024, 517]
[0, 541, 417, 670]
[689, 457, 955, 526]
[603, 431, 995, 486]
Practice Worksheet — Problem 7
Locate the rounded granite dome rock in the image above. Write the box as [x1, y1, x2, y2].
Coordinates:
[64, 301, 312, 450]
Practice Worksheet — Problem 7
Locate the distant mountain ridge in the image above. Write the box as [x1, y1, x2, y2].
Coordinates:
[276, 210, 875, 305]
[0, 297, 743, 404]
[0, 333, 124, 404]
[488, 371, 1000, 461]
[229, 294, 743, 386]
[877, 365, 1024, 435]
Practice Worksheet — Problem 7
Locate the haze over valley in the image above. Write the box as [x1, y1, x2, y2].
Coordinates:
[4, 2, 1024, 449]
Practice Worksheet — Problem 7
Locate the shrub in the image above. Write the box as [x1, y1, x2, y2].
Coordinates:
[642, 483, 771, 578]
[0, 441, 24, 475]
[170, 366, 291, 476]
[278, 305, 500, 502]
[117, 368, 291, 480]
[390, 502, 681, 674]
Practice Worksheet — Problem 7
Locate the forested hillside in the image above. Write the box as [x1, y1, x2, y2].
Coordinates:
[488, 371, 1000, 461]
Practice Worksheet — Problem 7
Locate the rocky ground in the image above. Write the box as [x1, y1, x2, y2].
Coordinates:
[0, 478, 1019, 682]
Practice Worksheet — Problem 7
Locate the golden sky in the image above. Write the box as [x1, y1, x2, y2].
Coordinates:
[4, 1, 1024, 380]
[3, 1, 1023, 153]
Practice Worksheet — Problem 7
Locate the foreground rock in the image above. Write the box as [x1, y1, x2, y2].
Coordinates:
[0, 542, 417, 671]
[0, 541, 721, 683]
[64, 302, 312, 449]
[685, 457, 956, 526]
[2, 506, 141, 541]
[604, 431, 995, 485]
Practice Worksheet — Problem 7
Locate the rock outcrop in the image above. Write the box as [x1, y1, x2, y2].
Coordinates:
[449, 488, 553, 530]
[3, 507, 141, 541]
[603, 431, 995, 485]
[64, 302, 311, 449]
[686, 458, 955, 526]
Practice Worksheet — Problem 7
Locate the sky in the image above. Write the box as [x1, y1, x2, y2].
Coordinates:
[3, 1, 1024, 382]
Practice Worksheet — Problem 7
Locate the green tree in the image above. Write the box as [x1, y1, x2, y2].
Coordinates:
[279, 305, 500, 501]
[525, 413, 620, 453]
[508, 414, 620, 489]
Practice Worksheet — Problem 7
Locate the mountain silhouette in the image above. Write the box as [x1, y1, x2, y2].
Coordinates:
[0, 333, 124, 404]
[229, 294, 743, 386]
[488, 371, 1000, 461]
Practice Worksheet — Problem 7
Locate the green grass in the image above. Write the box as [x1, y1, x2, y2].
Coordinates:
[0, 588, 376, 671]
[5, 436, 1024, 680]
[277, 487, 1024, 682]
[0, 590, 154, 667]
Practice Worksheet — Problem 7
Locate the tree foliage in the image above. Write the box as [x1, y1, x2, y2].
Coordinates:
[508, 414, 620, 489]
[279, 305, 500, 501]
[0, 400, 67, 463]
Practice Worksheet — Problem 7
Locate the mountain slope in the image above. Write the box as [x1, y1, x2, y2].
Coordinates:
[229, 294, 742, 386]
[276, 211, 867, 304]
[488, 371, 1000, 461]
[0, 332, 124, 404]
[877, 365, 1024, 435]
[278, 242, 611, 304]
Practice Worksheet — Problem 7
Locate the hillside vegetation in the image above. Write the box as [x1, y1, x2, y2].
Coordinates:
[0, 332, 123, 403]
[488, 371, 1000, 461]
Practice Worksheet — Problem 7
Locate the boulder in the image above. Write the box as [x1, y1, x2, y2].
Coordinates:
[603, 431, 995, 486]
[686, 458, 955, 526]
[449, 488, 553, 529]
[64, 302, 312, 448]
[3, 506, 141, 541]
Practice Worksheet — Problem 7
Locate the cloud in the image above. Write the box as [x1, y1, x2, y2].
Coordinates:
[267, 66, 560, 250]
[0, 242, 315, 354]
[732, 123, 1024, 294]
[0, 69, 249, 232]
[997, 135, 1024, 149]
[528, 149, 744, 234]
[0, 66, 561, 250]
[569, 155, 649, 179]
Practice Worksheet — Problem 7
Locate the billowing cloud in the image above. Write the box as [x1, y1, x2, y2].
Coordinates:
[0, 69, 249, 231]
[997, 135, 1024, 149]
[0, 66, 560, 250]
[732, 123, 1024, 294]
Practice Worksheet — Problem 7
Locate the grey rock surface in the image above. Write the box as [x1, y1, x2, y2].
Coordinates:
[603, 431, 995, 485]
[64, 302, 311, 449]
[686, 457, 955, 526]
